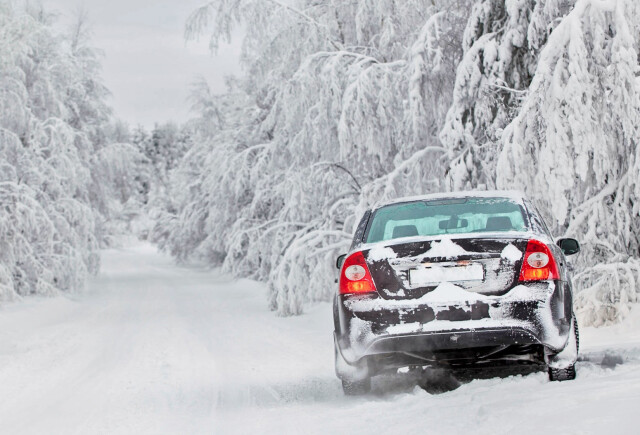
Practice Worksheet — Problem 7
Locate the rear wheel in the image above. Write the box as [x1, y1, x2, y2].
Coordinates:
[548, 316, 579, 382]
[548, 364, 576, 381]
[334, 338, 371, 395]
[341, 377, 371, 395]
[574, 315, 580, 354]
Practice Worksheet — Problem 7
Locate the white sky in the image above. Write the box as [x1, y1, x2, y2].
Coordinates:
[43, 0, 243, 129]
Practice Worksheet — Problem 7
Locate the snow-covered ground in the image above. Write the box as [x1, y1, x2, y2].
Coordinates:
[0, 244, 638, 434]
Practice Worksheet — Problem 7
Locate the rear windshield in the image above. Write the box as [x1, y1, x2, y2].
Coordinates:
[365, 197, 528, 244]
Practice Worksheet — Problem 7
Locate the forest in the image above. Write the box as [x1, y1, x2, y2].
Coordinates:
[1, 0, 639, 327]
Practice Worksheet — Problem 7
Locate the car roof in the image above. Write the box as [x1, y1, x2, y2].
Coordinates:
[372, 190, 527, 210]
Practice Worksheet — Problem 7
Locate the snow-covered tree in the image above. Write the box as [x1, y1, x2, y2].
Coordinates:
[155, 1, 473, 315]
[156, 0, 640, 325]
[0, 2, 145, 301]
[497, 0, 640, 325]
[132, 123, 192, 192]
[441, 0, 576, 190]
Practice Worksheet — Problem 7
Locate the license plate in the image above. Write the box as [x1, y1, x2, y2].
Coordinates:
[409, 263, 484, 286]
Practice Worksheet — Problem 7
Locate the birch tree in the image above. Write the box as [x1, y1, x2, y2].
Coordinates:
[0, 2, 145, 300]
[160, 1, 472, 314]
[441, 0, 576, 190]
[497, 0, 640, 325]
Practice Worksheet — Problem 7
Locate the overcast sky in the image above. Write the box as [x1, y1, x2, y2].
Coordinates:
[43, 0, 242, 129]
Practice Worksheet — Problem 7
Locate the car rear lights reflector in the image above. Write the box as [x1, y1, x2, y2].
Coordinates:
[527, 252, 549, 268]
[519, 239, 559, 281]
[345, 265, 366, 281]
[340, 251, 377, 295]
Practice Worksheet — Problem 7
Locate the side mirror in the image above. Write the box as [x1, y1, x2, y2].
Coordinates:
[557, 238, 580, 256]
[336, 254, 347, 269]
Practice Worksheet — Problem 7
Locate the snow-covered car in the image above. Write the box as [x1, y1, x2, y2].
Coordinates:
[333, 191, 581, 395]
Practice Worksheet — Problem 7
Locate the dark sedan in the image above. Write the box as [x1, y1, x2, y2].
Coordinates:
[334, 192, 580, 395]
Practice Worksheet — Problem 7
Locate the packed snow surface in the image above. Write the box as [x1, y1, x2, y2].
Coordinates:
[0, 244, 639, 434]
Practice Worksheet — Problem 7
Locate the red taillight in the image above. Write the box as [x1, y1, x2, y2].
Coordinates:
[519, 239, 559, 281]
[339, 251, 377, 295]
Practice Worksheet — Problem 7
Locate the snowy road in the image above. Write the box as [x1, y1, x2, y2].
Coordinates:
[0, 244, 639, 434]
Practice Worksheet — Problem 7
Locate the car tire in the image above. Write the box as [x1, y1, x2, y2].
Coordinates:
[341, 377, 371, 395]
[548, 316, 579, 382]
[574, 314, 580, 354]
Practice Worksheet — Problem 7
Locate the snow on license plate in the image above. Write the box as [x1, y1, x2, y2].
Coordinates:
[409, 263, 484, 286]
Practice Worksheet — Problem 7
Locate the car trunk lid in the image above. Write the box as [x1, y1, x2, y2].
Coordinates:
[363, 236, 528, 299]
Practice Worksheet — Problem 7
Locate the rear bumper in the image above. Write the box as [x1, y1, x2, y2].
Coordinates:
[334, 281, 573, 376]
[360, 326, 541, 355]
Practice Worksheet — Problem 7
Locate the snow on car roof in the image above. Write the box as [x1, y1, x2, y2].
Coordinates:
[372, 190, 527, 209]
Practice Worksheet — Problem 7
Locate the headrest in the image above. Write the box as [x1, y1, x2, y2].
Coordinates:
[439, 218, 469, 230]
[485, 216, 513, 231]
[392, 225, 418, 238]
